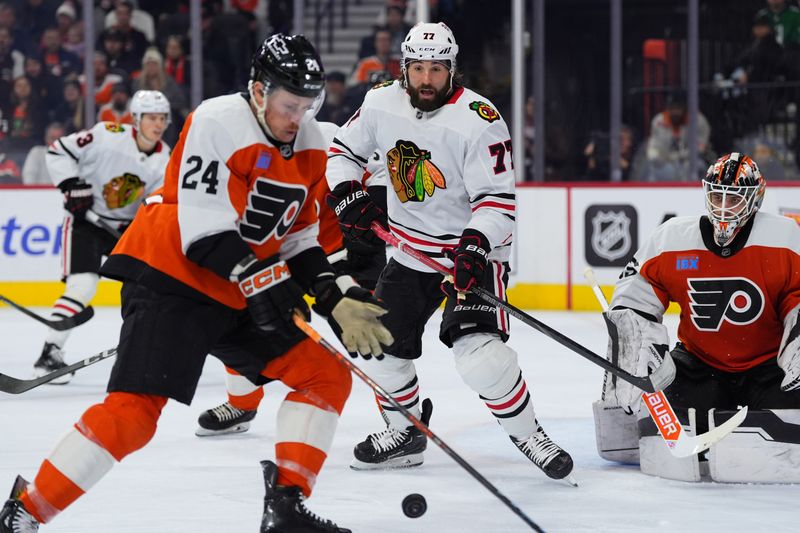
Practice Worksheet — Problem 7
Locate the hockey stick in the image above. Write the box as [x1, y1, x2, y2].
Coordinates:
[583, 267, 748, 457]
[292, 314, 545, 533]
[86, 210, 122, 239]
[0, 347, 117, 394]
[0, 294, 94, 331]
[371, 223, 662, 393]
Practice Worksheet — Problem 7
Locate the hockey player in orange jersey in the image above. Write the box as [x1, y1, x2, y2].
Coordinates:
[0, 34, 393, 533]
[596, 152, 800, 482]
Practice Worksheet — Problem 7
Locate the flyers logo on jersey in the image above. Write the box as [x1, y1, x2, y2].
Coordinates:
[469, 101, 500, 123]
[240, 177, 307, 245]
[386, 140, 446, 203]
[688, 277, 765, 331]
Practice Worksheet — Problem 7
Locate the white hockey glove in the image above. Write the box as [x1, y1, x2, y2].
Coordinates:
[312, 275, 394, 359]
[603, 308, 675, 413]
[778, 306, 800, 391]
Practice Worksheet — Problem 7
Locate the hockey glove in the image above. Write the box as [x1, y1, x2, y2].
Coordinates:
[326, 180, 387, 253]
[778, 306, 800, 391]
[442, 229, 490, 299]
[61, 179, 94, 219]
[236, 255, 310, 333]
[603, 308, 676, 413]
[312, 274, 394, 359]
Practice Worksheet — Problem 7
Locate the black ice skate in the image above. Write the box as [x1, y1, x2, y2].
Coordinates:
[260, 460, 350, 533]
[0, 476, 39, 533]
[195, 401, 257, 436]
[33, 343, 73, 385]
[351, 398, 432, 470]
[512, 422, 574, 480]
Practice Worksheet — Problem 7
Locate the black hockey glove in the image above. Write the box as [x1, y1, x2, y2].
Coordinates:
[312, 274, 393, 359]
[60, 179, 94, 219]
[236, 255, 310, 334]
[442, 229, 490, 298]
[326, 180, 387, 254]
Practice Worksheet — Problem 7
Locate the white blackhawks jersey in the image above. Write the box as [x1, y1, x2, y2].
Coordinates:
[326, 80, 516, 272]
[46, 122, 170, 224]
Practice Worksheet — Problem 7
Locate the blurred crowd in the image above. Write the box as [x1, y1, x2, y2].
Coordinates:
[1, 0, 799, 184]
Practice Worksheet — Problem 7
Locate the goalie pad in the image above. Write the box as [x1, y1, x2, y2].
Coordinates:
[778, 305, 800, 391]
[709, 409, 800, 483]
[603, 308, 674, 412]
[592, 400, 639, 464]
[638, 408, 701, 482]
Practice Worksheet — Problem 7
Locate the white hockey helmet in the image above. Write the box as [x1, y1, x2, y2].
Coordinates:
[401, 22, 459, 83]
[130, 90, 171, 128]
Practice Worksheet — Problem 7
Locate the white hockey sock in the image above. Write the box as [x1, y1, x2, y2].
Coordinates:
[358, 354, 421, 429]
[45, 273, 99, 347]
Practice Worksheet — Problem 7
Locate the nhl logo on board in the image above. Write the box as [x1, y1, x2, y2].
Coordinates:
[584, 204, 638, 267]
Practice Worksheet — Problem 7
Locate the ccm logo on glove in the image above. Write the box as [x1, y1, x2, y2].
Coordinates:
[239, 262, 291, 296]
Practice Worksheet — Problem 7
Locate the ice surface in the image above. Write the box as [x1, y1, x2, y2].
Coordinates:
[0, 308, 796, 532]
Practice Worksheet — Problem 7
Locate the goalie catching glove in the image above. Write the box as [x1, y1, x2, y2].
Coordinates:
[312, 274, 394, 359]
[603, 307, 676, 413]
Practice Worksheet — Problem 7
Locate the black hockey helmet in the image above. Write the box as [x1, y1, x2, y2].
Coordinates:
[250, 33, 325, 98]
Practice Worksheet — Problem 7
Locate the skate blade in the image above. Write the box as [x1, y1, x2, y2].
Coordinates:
[195, 422, 251, 437]
[350, 453, 424, 471]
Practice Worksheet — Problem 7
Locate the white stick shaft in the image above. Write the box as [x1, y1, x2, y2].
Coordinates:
[583, 267, 610, 312]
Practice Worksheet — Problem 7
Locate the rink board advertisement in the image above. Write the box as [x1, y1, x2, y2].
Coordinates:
[3, 184, 800, 308]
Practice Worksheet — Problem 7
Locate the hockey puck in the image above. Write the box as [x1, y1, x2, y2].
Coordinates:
[402, 493, 427, 518]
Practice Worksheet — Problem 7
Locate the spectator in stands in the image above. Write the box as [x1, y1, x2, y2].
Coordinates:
[18, 0, 59, 55]
[24, 53, 60, 109]
[51, 78, 83, 132]
[22, 121, 64, 184]
[317, 71, 351, 126]
[40, 27, 81, 82]
[62, 19, 86, 60]
[644, 95, 711, 181]
[0, 26, 24, 105]
[164, 35, 189, 95]
[133, 47, 185, 140]
[0, 152, 21, 183]
[0, 3, 25, 53]
[755, 0, 800, 48]
[104, 0, 155, 43]
[55, 2, 75, 41]
[583, 125, 637, 181]
[8, 75, 45, 160]
[102, 28, 138, 77]
[80, 51, 123, 106]
[384, 5, 412, 57]
[351, 28, 401, 87]
[98, 0, 149, 63]
[97, 82, 132, 124]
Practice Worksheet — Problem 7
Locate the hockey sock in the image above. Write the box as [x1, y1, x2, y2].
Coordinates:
[225, 366, 264, 411]
[45, 273, 99, 347]
[263, 339, 351, 496]
[357, 353, 422, 428]
[453, 333, 537, 439]
[19, 392, 166, 523]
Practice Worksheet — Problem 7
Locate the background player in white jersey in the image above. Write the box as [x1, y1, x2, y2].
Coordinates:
[324, 22, 573, 480]
[0, 34, 391, 533]
[596, 153, 800, 482]
[34, 90, 171, 383]
[194, 121, 389, 437]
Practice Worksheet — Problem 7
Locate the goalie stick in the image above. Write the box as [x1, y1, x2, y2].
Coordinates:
[292, 313, 545, 533]
[0, 294, 94, 331]
[0, 347, 116, 394]
[583, 267, 747, 457]
[371, 223, 663, 393]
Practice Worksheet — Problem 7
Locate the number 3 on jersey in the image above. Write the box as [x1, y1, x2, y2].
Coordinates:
[181, 155, 219, 194]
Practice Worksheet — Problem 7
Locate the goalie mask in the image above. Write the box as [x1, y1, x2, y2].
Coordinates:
[401, 22, 459, 90]
[702, 152, 765, 246]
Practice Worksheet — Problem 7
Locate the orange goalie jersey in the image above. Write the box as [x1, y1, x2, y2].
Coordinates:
[102, 93, 328, 309]
[610, 212, 800, 372]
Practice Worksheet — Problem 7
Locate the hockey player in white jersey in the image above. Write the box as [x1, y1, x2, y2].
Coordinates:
[34, 90, 171, 383]
[325, 22, 573, 480]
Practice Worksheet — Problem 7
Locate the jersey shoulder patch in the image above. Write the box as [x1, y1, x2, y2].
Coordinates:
[104, 122, 126, 133]
[371, 79, 396, 91]
[468, 100, 501, 123]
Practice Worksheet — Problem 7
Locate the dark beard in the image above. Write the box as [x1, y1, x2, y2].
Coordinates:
[408, 83, 451, 112]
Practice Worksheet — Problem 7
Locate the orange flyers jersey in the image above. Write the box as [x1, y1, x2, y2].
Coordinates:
[107, 94, 328, 309]
[610, 212, 800, 372]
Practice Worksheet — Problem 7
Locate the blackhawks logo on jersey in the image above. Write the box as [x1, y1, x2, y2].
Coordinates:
[104, 122, 125, 133]
[103, 173, 145, 209]
[469, 101, 500, 123]
[386, 140, 446, 203]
